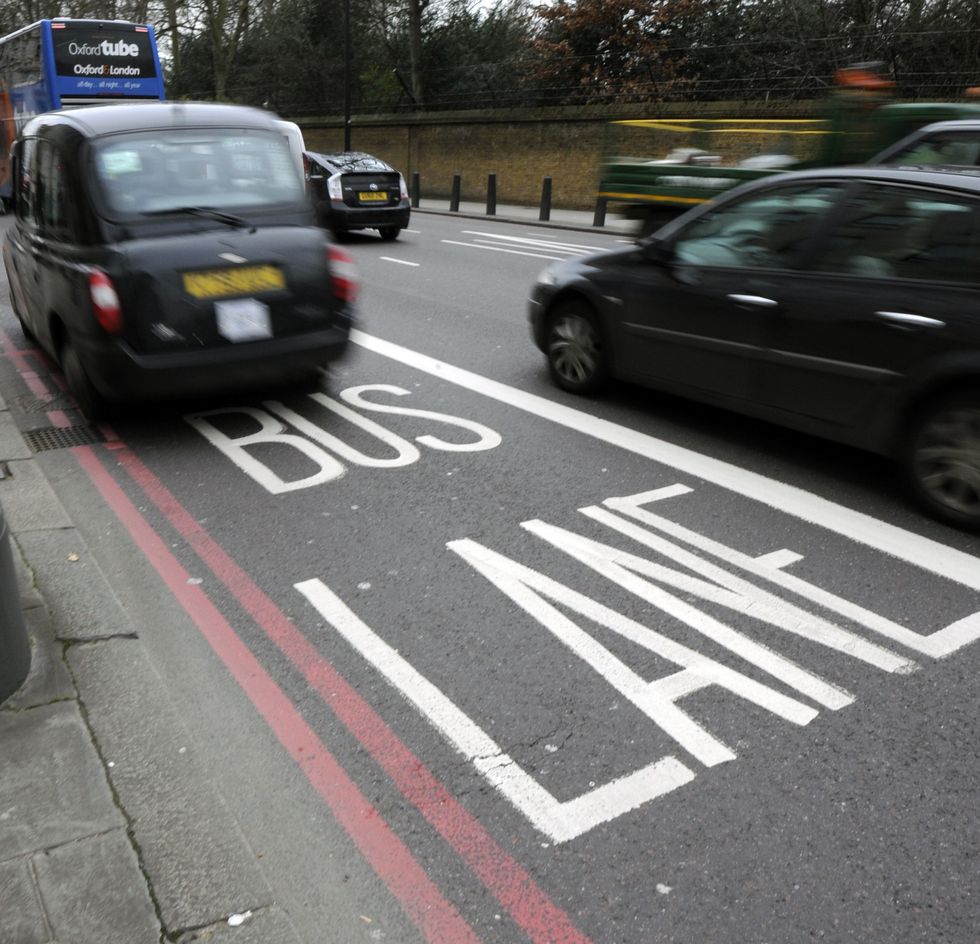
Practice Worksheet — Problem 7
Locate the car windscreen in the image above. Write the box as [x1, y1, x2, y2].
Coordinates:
[92, 127, 305, 218]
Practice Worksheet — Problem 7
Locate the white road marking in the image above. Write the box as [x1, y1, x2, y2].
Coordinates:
[403, 229, 421, 234]
[349, 329, 980, 601]
[295, 577, 695, 844]
[380, 257, 420, 267]
[554, 510, 911, 677]
[754, 549, 804, 569]
[186, 385, 501, 494]
[462, 231, 605, 253]
[441, 239, 562, 261]
[602, 490, 980, 659]
[473, 238, 580, 257]
[450, 539, 819, 757]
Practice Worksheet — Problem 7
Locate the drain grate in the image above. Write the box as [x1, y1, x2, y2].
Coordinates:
[22, 425, 105, 453]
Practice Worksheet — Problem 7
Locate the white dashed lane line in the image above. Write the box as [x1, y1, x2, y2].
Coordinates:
[380, 257, 421, 267]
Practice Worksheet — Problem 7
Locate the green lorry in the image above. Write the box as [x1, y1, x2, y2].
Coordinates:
[598, 100, 980, 233]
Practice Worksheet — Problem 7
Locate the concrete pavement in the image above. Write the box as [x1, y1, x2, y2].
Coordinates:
[0, 202, 634, 943]
[413, 198, 642, 236]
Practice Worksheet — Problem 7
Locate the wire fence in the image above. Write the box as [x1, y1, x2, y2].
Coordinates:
[174, 27, 980, 116]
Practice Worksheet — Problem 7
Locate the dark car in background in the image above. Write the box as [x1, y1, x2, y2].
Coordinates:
[304, 150, 410, 240]
[2, 102, 357, 418]
[528, 167, 980, 530]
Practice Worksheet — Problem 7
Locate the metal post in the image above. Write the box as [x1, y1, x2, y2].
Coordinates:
[343, 0, 352, 151]
[486, 173, 497, 216]
[411, 171, 420, 208]
[450, 174, 461, 212]
[593, 196, 607, 227]
[0, 502, 30, 703]
[539, 176, 552, 222]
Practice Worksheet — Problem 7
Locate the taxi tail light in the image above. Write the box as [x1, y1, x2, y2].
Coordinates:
[327, 173, 344, 201]
[328, 245, 359, 303]
[399, 174, 409, 200]
[89, 270, 123, 334]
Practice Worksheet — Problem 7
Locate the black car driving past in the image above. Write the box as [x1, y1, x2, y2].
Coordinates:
[3, 102, 357, 418]
[304, 150, 410, 240]
[529, 167, 980, 530]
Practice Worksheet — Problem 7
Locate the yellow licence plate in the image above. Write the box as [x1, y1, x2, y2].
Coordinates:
[358, 191, 388, 202]
[182, 265, 285, 300]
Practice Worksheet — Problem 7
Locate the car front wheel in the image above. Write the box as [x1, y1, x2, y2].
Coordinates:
[904, 389, 980, 531]
[545, 302, 608, 394]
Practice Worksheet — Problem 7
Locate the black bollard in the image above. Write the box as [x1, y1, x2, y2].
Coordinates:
[592, 196, 607, 227]
[450, 174, 461, 212]
[539, 176, 553, 222]
[411, 171, 420, 208]
[0, 501, 30, 703]
[486, 173, 497, 216]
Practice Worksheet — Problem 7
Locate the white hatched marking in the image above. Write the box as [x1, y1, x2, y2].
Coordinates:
[441, 239, 562, 261]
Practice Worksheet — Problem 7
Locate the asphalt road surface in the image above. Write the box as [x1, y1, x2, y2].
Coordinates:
[2, 211, 978, 944]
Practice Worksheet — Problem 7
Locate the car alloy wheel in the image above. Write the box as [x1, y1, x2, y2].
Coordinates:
[906, 390, 980, 530]
[546, 303, 608, 394]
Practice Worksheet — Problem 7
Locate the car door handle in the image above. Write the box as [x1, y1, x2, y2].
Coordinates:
[875, 311, 945, 329]
[727, 294, 778, 308]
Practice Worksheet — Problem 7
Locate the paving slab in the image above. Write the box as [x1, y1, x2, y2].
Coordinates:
[0, 857, 48, 944]
[0, 410, 31, 460]
[0, 701, 122, 861]
[15, 529, 134, 641]
[0, 461, 72, 531]
[176, 906, 303, 944]
[68, 638, 274, 933]
[33, 827, 161, 944]
[11, 533, 43, 611]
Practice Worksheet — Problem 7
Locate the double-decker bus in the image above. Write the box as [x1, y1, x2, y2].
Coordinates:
[0, 18, 166, 202]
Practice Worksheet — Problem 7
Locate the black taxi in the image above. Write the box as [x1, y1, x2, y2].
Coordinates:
[3, 101, 357, 417]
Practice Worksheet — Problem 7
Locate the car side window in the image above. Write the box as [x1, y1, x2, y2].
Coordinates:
[810, 185, 980, 284]
[38, 141, 75, 242]
[671, 184, 841, 271]
[15, 138, 38, 227]
[883, 132, 980, 167]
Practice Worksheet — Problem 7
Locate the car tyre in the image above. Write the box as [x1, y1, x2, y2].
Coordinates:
[545, 301, 609, 394]
[8, 291, 34, 341]
[61, 337, 108, 421]
[378, 226, 401, 241]
[903, 388, 980, 531]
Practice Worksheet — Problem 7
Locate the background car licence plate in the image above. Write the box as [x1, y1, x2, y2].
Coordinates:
[358, 192, 388, 202]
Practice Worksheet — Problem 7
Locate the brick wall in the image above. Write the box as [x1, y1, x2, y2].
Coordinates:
[296, 102, 823, 211]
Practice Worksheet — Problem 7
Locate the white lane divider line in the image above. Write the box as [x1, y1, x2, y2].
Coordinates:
[380, 257, 420, 267]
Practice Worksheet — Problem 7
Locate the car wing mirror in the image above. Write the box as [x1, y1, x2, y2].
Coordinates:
[642, 236, 674, 266]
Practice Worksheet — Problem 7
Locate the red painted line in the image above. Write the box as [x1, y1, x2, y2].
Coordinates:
[93, 443, 593, 944]
[72, 445, 481, 944]
[47, 410, 72, 429]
